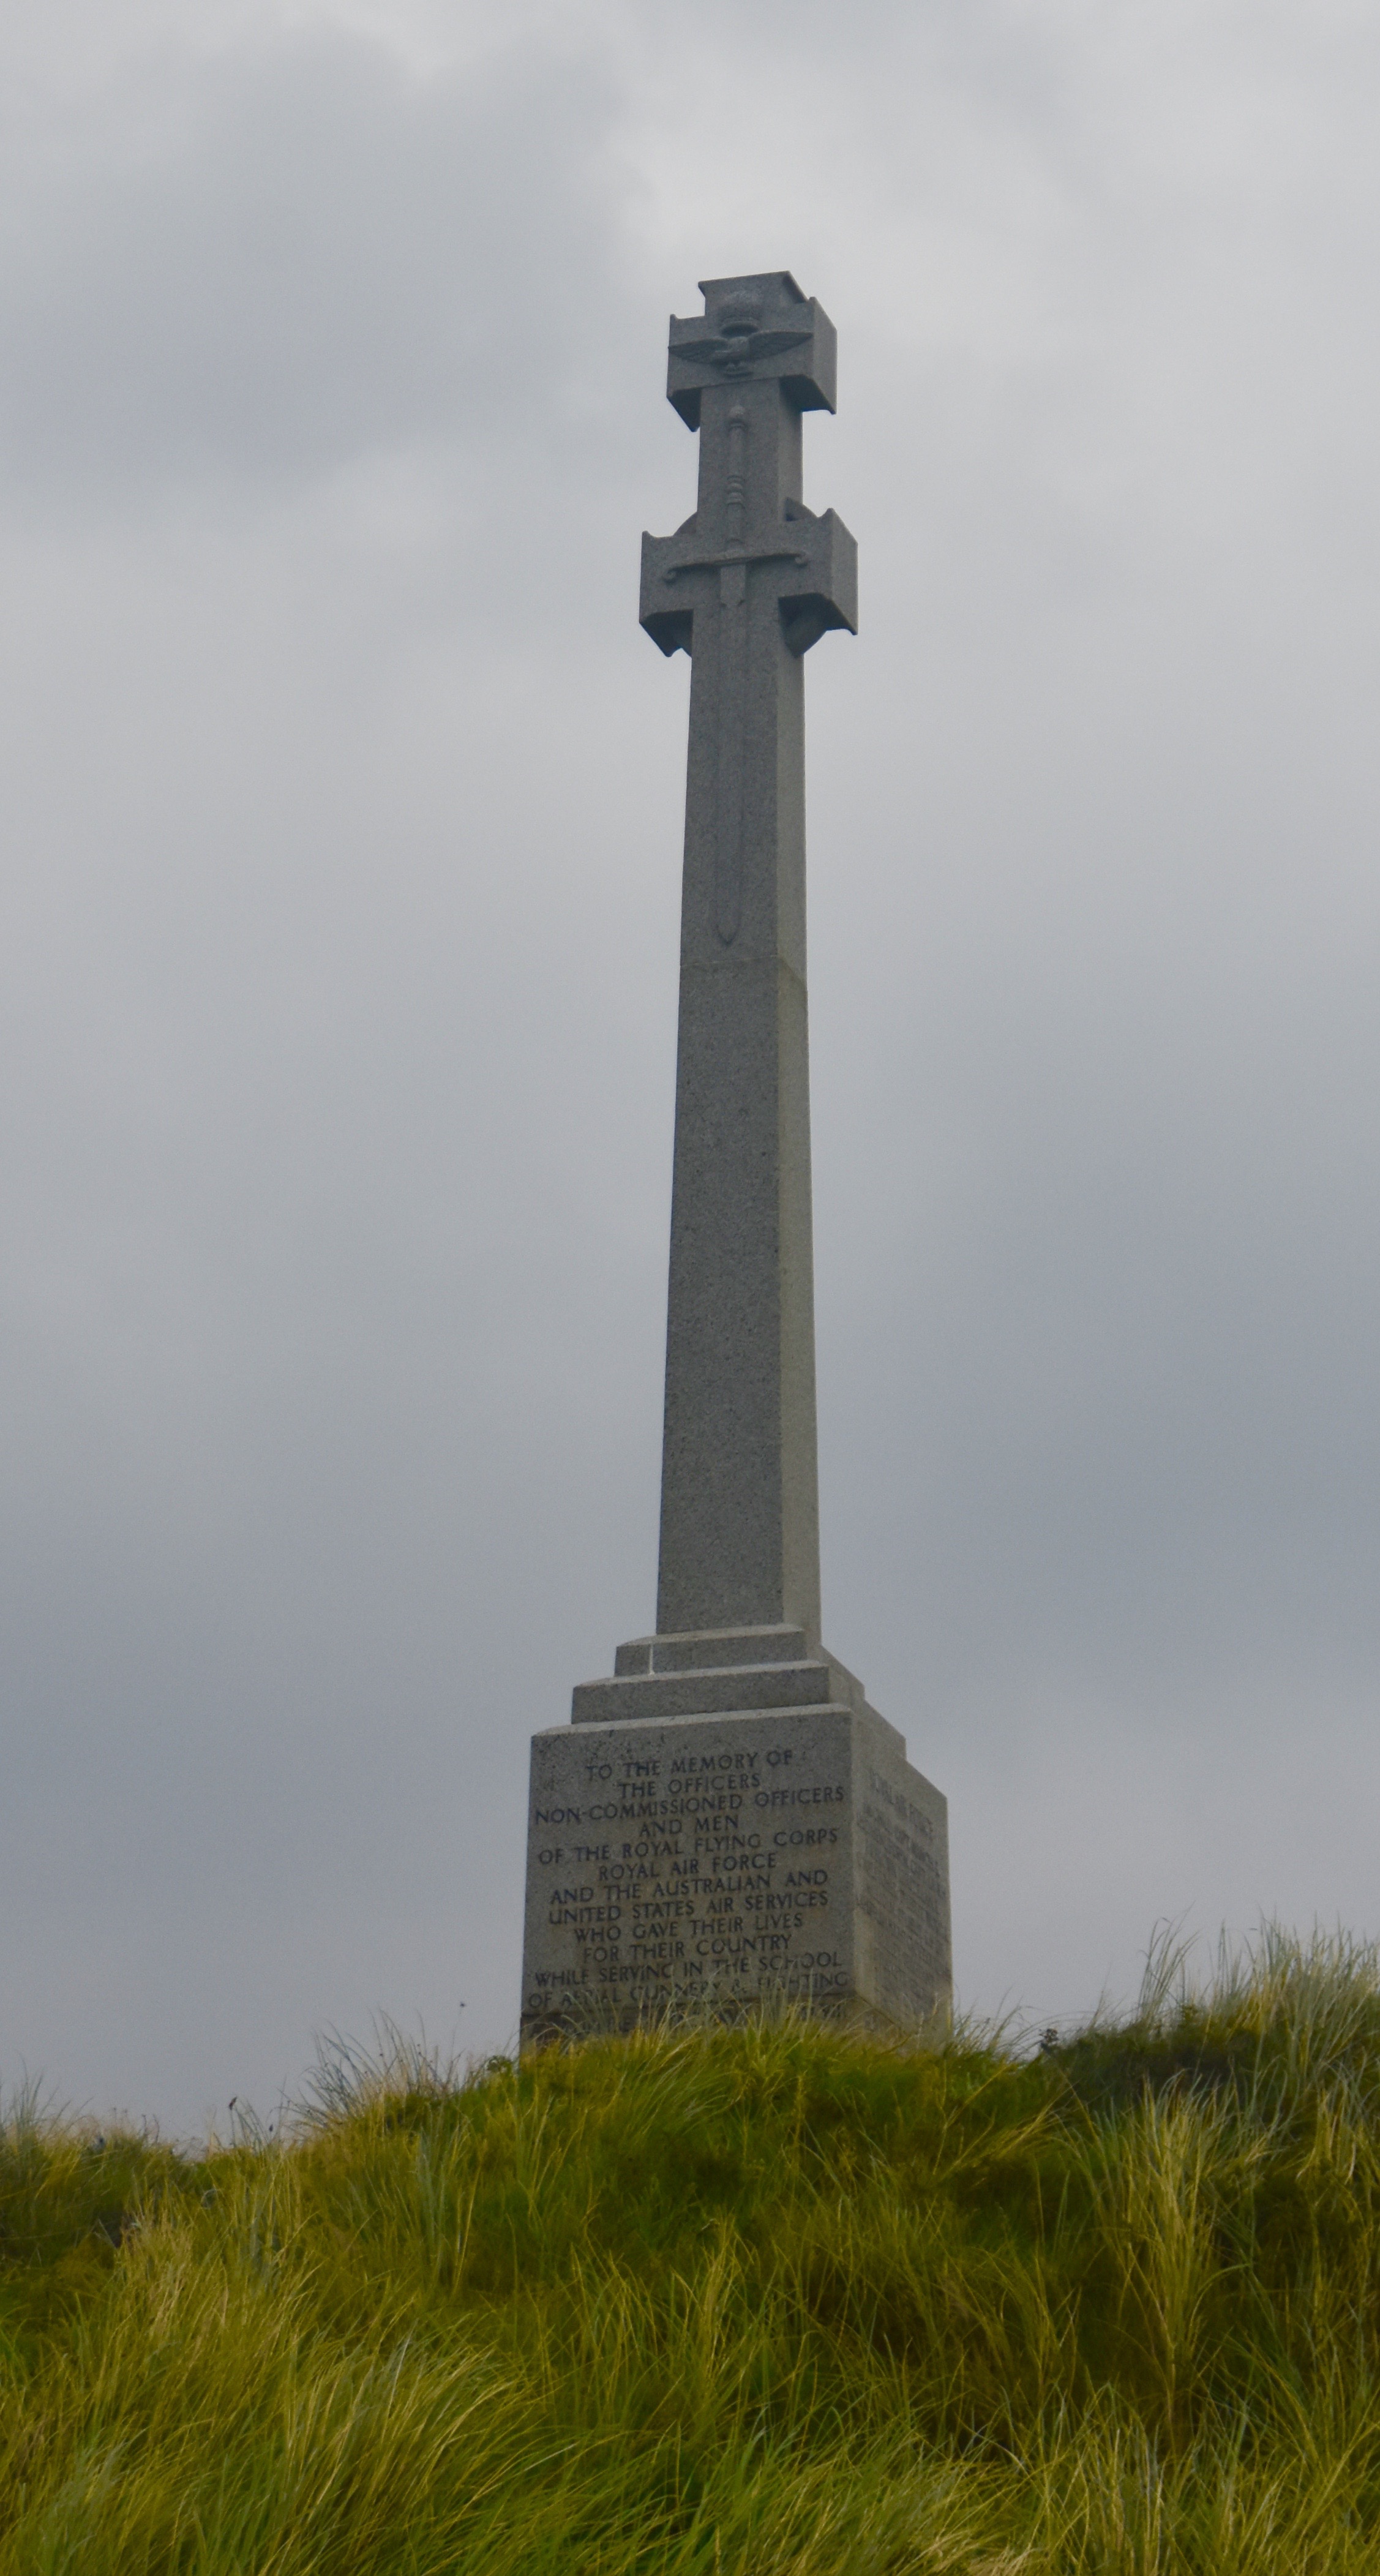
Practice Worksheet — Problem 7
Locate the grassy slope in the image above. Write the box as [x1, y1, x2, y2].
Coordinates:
[4, 1934, 1380, 2571]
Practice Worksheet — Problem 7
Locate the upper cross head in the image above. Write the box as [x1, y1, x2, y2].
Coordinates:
[667, 271, 837, 428]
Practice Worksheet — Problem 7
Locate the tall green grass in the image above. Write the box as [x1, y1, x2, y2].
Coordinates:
[4, 1928, 1380, 2570]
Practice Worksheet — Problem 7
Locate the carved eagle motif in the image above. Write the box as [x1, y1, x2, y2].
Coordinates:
[672, 327, 814, 379]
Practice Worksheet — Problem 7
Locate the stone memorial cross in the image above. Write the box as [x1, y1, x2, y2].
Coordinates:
[640, 271, 856, 1648]
[520, 275, 952, 2039]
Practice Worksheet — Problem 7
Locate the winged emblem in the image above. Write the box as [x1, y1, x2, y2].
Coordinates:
[672, 326, 813, 381]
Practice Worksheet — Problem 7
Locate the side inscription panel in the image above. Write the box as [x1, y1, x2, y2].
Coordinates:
[852, 1713, 951, 2028]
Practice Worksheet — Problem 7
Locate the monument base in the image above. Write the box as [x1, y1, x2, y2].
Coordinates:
[521, 1629, 951, 2043]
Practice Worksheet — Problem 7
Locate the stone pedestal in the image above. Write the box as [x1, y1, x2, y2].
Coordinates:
[520, 1629, 950, 2038]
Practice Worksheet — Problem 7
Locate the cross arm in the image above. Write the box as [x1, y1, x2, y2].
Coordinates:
[667, 271, 838, 427]
[639, 505, 858, 658]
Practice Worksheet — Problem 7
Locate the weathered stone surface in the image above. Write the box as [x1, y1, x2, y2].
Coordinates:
[522, 1703, 951, 2038]
[520, 274, 953, 2042]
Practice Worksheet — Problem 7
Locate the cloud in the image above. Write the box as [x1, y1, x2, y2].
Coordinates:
[2, 0, 1380, 2124]
[0, 26, 631, 490]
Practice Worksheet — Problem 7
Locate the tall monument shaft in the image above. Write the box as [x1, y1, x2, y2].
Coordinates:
[642, 278, 856, 1642]
[520, 275, 950, 2043]
[652, 372, 841, 1642]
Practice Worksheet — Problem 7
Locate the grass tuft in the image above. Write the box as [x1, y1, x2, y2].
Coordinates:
[3, 1928, 1380, 2568]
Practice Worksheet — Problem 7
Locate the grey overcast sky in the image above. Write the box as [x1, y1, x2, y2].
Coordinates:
[2, 0, 1379, 2132]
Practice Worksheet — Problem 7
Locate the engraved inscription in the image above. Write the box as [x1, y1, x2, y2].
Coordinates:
[523, 1714, 853, 2025]
[856, 1767, 951, 2026]
[522, 1707, 950, 2038]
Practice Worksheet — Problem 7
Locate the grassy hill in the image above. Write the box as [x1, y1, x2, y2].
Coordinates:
[4, 1930, 1380, 2572]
